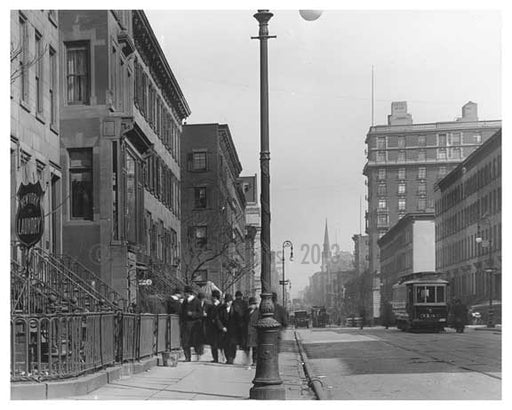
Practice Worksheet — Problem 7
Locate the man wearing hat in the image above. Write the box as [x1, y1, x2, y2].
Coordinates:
[244, 296, 259, 367]
[180, 285, 203, 361]
[218, 294, 239, 364]
[233, 290, 248, 350]
[205, 289, 224, 363]
[167, 287, 183, 315]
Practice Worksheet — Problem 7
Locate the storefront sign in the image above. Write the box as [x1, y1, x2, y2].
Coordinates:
[16, 181, 44, 248]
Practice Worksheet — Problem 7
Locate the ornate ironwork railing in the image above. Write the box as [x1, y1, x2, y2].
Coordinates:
[11, 312, 180, 382]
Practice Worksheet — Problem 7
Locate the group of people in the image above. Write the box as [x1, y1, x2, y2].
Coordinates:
[167, 286, 287, 366]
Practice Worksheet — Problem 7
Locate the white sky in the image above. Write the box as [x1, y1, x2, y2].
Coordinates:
[145, 7, 501, 297]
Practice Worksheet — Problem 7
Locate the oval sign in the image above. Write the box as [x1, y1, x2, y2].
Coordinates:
[16, 181, 45, 248]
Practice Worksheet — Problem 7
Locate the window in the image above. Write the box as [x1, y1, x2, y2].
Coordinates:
[376, 151, 386, 163]
[398, 168, 406, 180]
[377, 137, 386, 149]
[378, 199, 387, 209]
[125, 151, 137, 243]
[378, 168, 386, 180]
[69, 149, 93, 220]
[451, 147, 461, 159]
[192, 152, 207, 171]
[377, 214, 388, 228]
[194, 226, 207, 247]
[417, 182, 426, 195]
[398, 198, 406, 210]
[398, 150, 405, 162]
[418, 150, 426, 161]
[377, 182, 387, 196]
[35, 31, 43, 114]
[398, 136, 405, 148]
[418, 167, 426, 179]
[19, 15, 28, 102]
[417, 197, 426, 211]
[438, 133, 447, 146]
[194, 187, 207, 208]
[451, 132, 461, 145]
[398, 182, 406, 195]
[49, 47, 57, 126]
[438, 166, 447, 178]
[66, 42, 89, 104]
[418, 135, 426, 146]
[438, 148, 447, 160]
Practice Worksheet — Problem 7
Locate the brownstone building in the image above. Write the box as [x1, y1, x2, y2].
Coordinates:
[435, 129, 501, 323]
[58, 10, 190, 308]
[181, 123, 247, 294]
[11, 10, 62, 256]
[363, 101, 501, 322]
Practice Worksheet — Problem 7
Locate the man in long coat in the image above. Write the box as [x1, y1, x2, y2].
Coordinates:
[244, 297, 259, 367]
[180, 286, 203, 361]
[233, 290, 248, 350]
[218, 294, 239, 364]
[205, 290, 224, 363]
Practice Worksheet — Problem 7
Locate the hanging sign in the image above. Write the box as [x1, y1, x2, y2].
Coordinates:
[15, 181, 45, 248]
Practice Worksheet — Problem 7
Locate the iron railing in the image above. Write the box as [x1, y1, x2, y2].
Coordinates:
[11, 312, 180, 382]
[55, 253, 128, 310]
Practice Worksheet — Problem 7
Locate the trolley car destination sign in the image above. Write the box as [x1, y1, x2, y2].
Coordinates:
[16, 181, 44, 248]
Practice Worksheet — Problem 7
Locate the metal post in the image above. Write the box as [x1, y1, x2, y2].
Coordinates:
[250, 10, 284, 400]
[487, 238, 494, 328]
[282, 245, 285, 308]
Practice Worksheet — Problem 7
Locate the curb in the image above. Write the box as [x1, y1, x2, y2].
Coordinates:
[11, 356, 159, 400]
[293, 331, 327, 400]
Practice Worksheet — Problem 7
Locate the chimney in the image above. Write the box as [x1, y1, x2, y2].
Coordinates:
[388, 101, 413, 125]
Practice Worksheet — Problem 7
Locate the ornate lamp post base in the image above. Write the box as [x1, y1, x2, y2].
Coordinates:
[250, 292, 285, 400]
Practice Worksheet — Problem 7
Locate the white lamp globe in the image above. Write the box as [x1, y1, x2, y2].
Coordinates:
[299, 10, 323, 21]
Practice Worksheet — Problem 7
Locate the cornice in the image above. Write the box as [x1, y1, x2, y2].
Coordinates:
[133, 10, 191, 121]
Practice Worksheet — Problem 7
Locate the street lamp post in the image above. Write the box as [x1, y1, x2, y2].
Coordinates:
[281, 240, 294, 309]
[250, 10, 284, 400]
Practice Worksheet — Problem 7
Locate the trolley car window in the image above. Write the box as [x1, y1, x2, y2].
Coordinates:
[436, 286, 445, 303]
[415, 285, 446, 303]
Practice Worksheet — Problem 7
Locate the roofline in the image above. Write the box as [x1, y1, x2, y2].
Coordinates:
[377, 212, 435, 246]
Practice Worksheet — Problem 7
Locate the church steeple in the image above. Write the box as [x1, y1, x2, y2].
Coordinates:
[323, 219, 330, 253]
[322, 219, 331, 272]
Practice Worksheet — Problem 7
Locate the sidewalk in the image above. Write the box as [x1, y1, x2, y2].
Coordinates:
[63, 330, 314, 400]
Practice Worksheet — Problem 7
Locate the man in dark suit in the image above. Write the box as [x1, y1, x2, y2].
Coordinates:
[233, 290, 248, 350]
[244, 297, 259, 367]
[218, 294, 239, 364]
[205, 290, 224, 363]
[180, 286, 203, 361]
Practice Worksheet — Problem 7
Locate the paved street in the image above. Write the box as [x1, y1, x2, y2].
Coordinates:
[297, 326, 501, 400]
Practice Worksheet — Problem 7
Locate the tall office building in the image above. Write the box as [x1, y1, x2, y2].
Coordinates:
[363, 101, 501, 322]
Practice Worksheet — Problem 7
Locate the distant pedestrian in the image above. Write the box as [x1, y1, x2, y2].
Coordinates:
[451, 298, 468, 333]
[359, 307, 366, 330]
[180, 286, 203, 361]
[218, 294, 239, 364]
[233, 290, 248, 350]
[205, 290, 224, 363]
[244, 296, 259, 367]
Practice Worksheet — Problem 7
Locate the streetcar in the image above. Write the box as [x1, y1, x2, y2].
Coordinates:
[391, 272, 449, 332]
